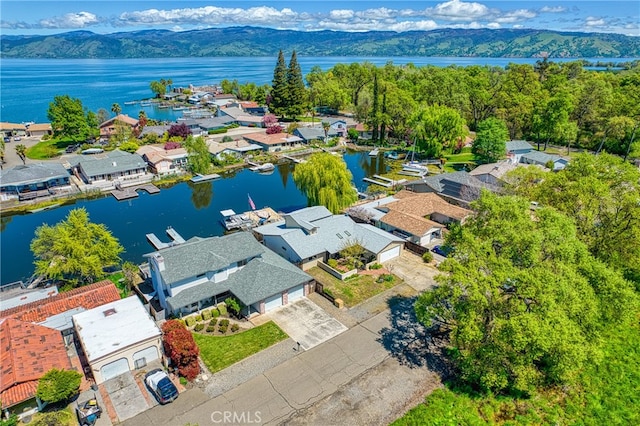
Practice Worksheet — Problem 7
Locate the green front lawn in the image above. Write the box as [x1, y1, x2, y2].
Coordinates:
[193, 321, 288, 373]
[307, 266, 403, 307]
[26, 138, 79, 160]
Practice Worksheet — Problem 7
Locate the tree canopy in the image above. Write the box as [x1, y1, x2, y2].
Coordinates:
[292, 153, 357, 214]
[182, 135, 211, 175]
[415, 192, 637, 394]
[30, 208, 123, 286]
[36, 368, 82, 404]
[46, 95, 92, 141]
[410, 105, 467, 157]
[269, 50, 288, 117]
[472, 117, 509, 163]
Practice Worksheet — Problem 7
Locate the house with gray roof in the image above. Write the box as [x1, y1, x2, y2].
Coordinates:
[74, 150, 148, 185]
[469, 160, 518, 185]
[505, 140, 534, 163]
[403, 171, 495, 206]
[520, 150, 569, 170]
[253, 206, 404, 271]
[145, 231, 313, 317]
[293, 126, 338, 143]
[0, 163, 71, 201]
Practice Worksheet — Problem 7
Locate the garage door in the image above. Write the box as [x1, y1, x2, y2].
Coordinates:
[133, 346, 159, 369]
[101, 358, 130, 381]
[288, 285, 304, 302]
[379, 245, 401, 263]
[264, 293, 283, 312]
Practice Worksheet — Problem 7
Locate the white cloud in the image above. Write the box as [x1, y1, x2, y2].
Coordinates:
[585, 17, 606, 27]
[329, 10, 354, 20]
[39, 11, 99, 29]
[495, 9, 537, 24]
[540, 6, 567, 13]
[428, 0, 491, 21]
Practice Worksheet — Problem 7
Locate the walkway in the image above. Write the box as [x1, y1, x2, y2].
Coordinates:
[124, 252, 444, 425]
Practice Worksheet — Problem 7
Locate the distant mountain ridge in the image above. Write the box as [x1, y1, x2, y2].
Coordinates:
[2, 26, 639, 59]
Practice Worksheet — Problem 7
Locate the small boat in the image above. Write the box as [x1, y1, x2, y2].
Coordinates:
[385, 151, 400, 160]
[158, 103, 169, 109]
[369, 148, 379, 157]
[124, 101, 138, 105]
[220, 209, 253, 231]
[249, 163, 275, 173]
[402, 161, 429, 173]
[190, 173, 221, 183]
[172, 106, 187, 111]
[140, 101, 152, 107]
[82, 148, 104, 155]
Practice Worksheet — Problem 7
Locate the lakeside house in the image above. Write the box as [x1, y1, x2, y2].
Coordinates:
[217, 106, 264, 127]
[25, 123, 52, 138]
[144, 231, 314, 318]
[0, 163, 72, 201]
[347, 191, 472, 247]
[99, 114, 140, 141]
[242, 132, 305, 152]
[253, 206, 404, 270]
[468, 160, 518, 186]
[137, 145, 189, 175]
[207, 139, 262, 160]
[72, 149, 148, 186]
[0, 122, 27, 138]
[403, 171, 494, 207]
[293, 126, 338, 143]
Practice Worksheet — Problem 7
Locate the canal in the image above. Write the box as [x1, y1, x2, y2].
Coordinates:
[0, 150, 391, 284]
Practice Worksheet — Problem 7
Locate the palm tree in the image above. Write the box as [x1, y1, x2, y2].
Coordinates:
[322, 121, 331, 144]
[15, 144, 27, 165]
[111, 103, 122, 117]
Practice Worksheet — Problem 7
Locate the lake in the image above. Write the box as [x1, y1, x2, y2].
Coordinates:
[0, 150, 389, 284]
[1, 56, 630, 124]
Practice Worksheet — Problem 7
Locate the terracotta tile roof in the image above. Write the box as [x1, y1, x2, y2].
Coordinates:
[0, 280, 120, 324]
[0, 318, 71, 408]
[0, 122, 27, 131]
[26, 123, 52, 132]
[382, 210, 442, 236]
[243, 132, 298, 145]
[386, 190, 472, 221]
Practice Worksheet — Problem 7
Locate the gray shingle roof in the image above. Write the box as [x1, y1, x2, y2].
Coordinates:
[77, 150, 146, 177]
[506, 140, 534, 152]
[165, 236, 311, 310]
[197, 117, 233, 130]
[0, 163, 69, 186]
[150, 232, 265, 285]
[520, 151, 560, 164]
[294, 127, 337, 141]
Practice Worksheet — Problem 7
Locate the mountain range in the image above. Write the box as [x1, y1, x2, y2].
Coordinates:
[2, 26, 639, 59]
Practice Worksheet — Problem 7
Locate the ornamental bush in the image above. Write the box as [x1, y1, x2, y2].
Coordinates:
[193, 323, 204, 332]
[161, 320, 200, 381]
[202, 310, 212, 321]
[218, 325, 228, 334]
[217, 304, 228, 316]
[219, 319, 230, 327]
[422, 251, 434, 263]
[36, 368, 82, 404]
[209, 318, 218, 326]
[206, 326, 216, 333]
[211, 308, 220, 318]
[184, 316, 196, 327]
[231, 324, 240, 333]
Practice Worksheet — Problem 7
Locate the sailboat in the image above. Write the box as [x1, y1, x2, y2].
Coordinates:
[402, 142, 428, 174]
[369, 148, 379, 156]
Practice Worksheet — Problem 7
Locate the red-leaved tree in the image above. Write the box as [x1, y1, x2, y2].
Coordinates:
[164, 141, 182, 150]
[262, 114, 283, 134]
[161, 320, 200, 381]
[167, 123, 192, 139]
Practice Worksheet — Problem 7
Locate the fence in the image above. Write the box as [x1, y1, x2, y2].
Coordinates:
[404, 241, 428, 256]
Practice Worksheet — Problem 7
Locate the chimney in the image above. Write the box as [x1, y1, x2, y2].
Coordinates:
[153, 253, 165, 271]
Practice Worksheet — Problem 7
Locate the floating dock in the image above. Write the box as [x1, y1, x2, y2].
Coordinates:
[111, 184, 160, 201]
[362, 175, 407, 188]
[146, 226, 186, 250]
[190, 173, 221, 183]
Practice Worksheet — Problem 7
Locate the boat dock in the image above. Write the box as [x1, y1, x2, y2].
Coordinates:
[282, 155, 306, 164]
[221, 207, 282, 231]
[111, 184, 160, 201]
[190, 173, 221, 183]
[362, 175, 407, 188]
[146, 226, 186, 250]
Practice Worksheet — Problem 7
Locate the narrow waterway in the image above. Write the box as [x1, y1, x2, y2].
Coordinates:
[0, 150, 390, 284]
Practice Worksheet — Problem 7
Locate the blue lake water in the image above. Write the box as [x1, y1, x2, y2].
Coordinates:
[0, 151, 388, 284]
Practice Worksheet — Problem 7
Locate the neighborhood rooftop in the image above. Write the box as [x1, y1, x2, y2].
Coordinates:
[0, 163, 69, 186]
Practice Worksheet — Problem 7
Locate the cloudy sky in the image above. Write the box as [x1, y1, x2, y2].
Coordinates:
[1, 1, 638, 36]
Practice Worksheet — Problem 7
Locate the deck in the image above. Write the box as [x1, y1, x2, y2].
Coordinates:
[111, 184, 160, 201]
[362, 175, 407, 188]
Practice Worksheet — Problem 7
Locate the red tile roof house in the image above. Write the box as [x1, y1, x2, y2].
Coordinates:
[242, 132, 305, 153]
[0, 281, 121, 346]
[98, 114, 140, 141]
[0, 318, 72, 419]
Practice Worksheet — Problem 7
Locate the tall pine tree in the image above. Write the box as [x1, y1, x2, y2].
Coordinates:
[270, 50, 288, 118]
[286, 50, 307, 118]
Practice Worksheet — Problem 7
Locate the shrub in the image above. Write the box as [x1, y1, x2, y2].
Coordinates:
[179, 377, 188, 386]
[193, 323, 204, 332]
[209, 318, 218, 326]
[206, 326, 216, 333]
[327, 258, 338, 268]
[184, 316, 196, 327]
[219, 319, 230, 327]
[211, 308, 220, 318]
[218, 325, 228, 334]
[370, 263, 383, 270]
[384, 274, 394, 282]
[231, 324, 240, 333]
[161, 320, 200, 380]
[225, 297, 242, 317]
[217, 304, 228, 316]
[222, 135, 234, 142]
[208, 128, 228, 135]
[194, 314, 203, 322]
[422, 251, 434, 263]
[202, 310, 212, 321]
[36, 368, 82, 404]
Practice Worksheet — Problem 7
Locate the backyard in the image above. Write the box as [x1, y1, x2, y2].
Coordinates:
[307, 266, 403, 307]
[193, 321, 288, 373]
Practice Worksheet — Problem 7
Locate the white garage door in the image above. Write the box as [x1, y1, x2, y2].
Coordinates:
[264, 293, 283, 312]
[133, 346, 159, 369]
[288, 285, 304, 302]
[100, 358, 130, 381]
[379, 245, 401, 263]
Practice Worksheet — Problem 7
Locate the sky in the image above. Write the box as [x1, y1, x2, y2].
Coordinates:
[1, 1, 638, 36]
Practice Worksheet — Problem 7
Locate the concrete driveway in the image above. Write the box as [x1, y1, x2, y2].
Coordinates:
[102, 372, 154, 422]
[266, 298, 348, 350]
[386, 250, 441, 292]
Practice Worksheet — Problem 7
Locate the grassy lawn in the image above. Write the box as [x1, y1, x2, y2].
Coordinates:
[307, 266, 403, 307]
[26, 138, 77, 160]
[392, 317, 640, 425]
[193, 321, 288, 373]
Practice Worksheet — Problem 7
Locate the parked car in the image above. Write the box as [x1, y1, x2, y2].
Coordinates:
[431, 245, 452, 257]
[13, 136, 21, 141]
[145, 369, 178, 405]
[3, 137, 10, 143]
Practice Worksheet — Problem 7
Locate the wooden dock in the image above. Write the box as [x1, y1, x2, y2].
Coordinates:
[282, 155, 306, 164]
[111, 184, 160, 201]
[146, 226, 186, 250]
[362, 175, 407, 188]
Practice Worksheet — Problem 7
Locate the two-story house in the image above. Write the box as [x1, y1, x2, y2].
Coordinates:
[145, 232, 313, 317]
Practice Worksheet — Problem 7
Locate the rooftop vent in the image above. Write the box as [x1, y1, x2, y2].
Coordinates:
[103, 308, 117, 317]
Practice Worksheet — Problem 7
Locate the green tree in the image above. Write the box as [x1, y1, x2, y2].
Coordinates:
[0, 138, 5, 168]
[36, 368, 82, 404]
[285, 50, 306, 118]
[30, 208, 124, 286]
[150, 80, 167, 98]
[111, 103, 122, 116]
[472, 117, 508, 163]
[292, 153, 357, 213]
[410, 105, 467, 157]
[415, 192, 636, 394]
[96, 108, 109, 125]
[183, 135, 211, 175]
[47, 95, 91, 141]
[15, 144, 27, 164]
[119, 140, 139, 153]
[270, 50, 288, 117]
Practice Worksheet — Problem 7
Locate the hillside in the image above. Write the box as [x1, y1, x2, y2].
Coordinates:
[2, 27, 639, 59]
